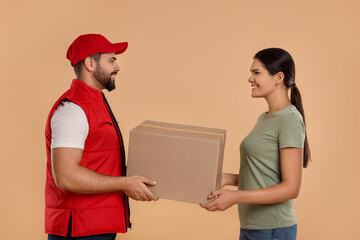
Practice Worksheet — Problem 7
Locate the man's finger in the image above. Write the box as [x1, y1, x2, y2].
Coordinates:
[143, 187, 158, 201]
[148, 192, 159, 201]
[142, 177, 157, 186]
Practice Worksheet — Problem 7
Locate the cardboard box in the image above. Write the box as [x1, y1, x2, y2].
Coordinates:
[126, 120, 226, 204]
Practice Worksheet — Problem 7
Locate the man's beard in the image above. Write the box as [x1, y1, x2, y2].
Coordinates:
[93, 64, 116, 92]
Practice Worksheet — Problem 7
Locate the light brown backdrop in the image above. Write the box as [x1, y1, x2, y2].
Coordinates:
[1, 0, 359, 239]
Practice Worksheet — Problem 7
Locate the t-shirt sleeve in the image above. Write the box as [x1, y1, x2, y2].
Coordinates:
[278, 113, 305, 149]
[50, 101, 89, 149]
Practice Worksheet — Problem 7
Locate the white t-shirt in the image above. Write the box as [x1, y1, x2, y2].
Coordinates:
[51, 101, 89, 149]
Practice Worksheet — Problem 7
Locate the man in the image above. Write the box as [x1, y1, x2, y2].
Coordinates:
[45, 34, 158, 240]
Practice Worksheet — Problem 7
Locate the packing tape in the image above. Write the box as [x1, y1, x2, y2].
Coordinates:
[139, 123, 225, 144]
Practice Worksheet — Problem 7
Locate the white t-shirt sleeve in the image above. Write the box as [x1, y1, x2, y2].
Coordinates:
[51, 101, 89, 149]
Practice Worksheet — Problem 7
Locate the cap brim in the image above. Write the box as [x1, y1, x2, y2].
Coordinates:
[102, 42, 128, 55]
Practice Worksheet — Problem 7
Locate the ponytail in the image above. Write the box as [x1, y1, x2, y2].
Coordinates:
[291, 84, 311, 168]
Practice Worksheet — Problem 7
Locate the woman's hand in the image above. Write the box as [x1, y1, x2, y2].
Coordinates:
[200, 148, 303, 211]
[200, 189, 238, 211]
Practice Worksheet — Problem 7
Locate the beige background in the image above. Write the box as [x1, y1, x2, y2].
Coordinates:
[1, 0, 359, 239]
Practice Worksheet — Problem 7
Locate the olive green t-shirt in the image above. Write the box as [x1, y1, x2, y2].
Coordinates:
[238, 105, 305, 230]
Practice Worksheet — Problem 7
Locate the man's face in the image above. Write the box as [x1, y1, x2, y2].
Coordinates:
[93, 53, 120, 91]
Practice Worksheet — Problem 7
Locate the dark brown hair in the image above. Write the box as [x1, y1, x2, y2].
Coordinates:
[73, 53, 102, 79]
[254, 48, 311, 168]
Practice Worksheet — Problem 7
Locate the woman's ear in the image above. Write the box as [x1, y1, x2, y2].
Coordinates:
[275, 72, 285, 85]
[84, 57, 97, 72]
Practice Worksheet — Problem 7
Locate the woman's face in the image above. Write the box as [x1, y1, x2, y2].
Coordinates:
[248, 58, 278, 98]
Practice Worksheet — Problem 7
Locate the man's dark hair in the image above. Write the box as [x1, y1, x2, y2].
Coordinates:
[74, 53, 102, 79]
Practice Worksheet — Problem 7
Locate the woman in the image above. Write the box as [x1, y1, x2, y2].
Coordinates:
[201, 48, 310, 240]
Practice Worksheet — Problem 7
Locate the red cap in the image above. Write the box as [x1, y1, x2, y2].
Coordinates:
[66, 34, 128, 66]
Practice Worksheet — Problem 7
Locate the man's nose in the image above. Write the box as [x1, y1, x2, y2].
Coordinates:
[114, 62, 120, 71]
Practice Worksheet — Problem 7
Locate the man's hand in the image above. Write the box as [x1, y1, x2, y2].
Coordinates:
[123, 175, 159, 201]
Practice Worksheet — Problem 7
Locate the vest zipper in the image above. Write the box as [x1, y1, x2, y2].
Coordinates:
[102, 93, 131, 230]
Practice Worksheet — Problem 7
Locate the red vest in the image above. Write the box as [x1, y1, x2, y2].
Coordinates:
[45, 79, 130, 237]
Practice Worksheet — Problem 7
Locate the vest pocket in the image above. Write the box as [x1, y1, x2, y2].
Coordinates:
[96, 122, 113, 127]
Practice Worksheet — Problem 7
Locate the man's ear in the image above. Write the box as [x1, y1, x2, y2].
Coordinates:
[275, 72, 285, 85]
[83, 57, 97, 72]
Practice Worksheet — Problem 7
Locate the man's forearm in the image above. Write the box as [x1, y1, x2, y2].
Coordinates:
[54, 164, 126, 194]
[51, 147, 158, 201]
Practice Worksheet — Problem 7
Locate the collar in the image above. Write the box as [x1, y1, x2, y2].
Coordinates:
[70, 79, 104, 101]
